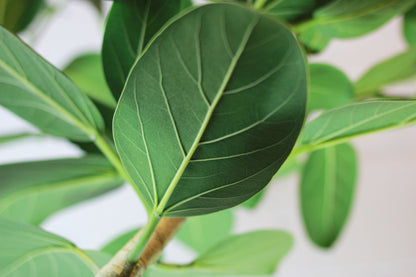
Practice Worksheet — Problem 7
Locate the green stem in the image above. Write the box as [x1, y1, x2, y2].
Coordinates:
[127, 212, 161, 263]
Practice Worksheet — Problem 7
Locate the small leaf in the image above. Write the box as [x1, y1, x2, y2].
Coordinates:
[404, 5, 416, 45]
[299, 0, 416, 51]
[145, 230, 293, 276]
[308, 63, 354, 111]
[63, 53, 116, 108]
[0, 218, 102, 276]
[0, 156, 123, 225]
[0, 26, 104, 141]
[176, 210, 233, 253]
[101, 228, 139, 256]
[0, 0, 44, 33]
[264, 0, 315, 21]
[102, 0, 192, 99]
[301, 100, 416, 147]
[355, 48, 416, 96]
[300, 143, 357, 247]
[114, 3, 307, 217]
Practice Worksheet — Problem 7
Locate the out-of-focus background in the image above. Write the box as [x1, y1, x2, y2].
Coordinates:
[0, 1, 415, 276]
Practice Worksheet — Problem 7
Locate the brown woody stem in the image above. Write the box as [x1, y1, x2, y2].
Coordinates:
[96, 217, 185, 277]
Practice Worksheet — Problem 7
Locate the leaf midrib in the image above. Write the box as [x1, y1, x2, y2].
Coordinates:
[154, 15, 260, 215]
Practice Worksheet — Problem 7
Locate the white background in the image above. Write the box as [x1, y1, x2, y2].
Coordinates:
[0, 1, 415, 276]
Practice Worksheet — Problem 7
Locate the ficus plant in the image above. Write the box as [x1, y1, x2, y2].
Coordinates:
[0, 0, 416, 276]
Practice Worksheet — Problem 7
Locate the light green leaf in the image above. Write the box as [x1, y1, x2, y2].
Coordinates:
[101, 228, 139, 256]
[300, 143, 357, 247]
[63, 53, 116, 108]
[0, 132, 43, 144]
[308, 63, 353, 111]
[0, 218, 102, 276]
[264, 0, 315, 21]
[0, 156, 123, 225]
[145, 230, 293, 277]
[0, 26, 104, 141]
[84, 250, 112, 267]
[299, 0, 416, 51]
[301, 100, 416, 148]
[355, 48, 416, 97]
[102, 0, 192, 99]
[113, 3, 307, 217]
[0, 0, 44, 33]
[404, 5, 416, 45]
[176, 210, 233, 253]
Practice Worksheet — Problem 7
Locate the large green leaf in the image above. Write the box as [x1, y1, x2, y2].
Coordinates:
[176, 210, 233, 253]
[102, 0, 192, 99]
[264, 0, 315, 21]
[355, 48, 416, 97]
[0, 218, 104, 276]
[301, 100, 416, 148]
[404, 5, 416, 45]
[145, 230, 293, 277]
[0, 156, 123, 225]
[298, 0, 416, 51]
[0, 0, 44, 33]
[0, 26, 104, 141]
[300, 143, 357, 247]
[308, 63, 353, 111]
[113, 3, 307, 217]
[63, 53, 116, 108]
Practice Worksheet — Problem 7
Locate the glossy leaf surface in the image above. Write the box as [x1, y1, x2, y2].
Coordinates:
[176, 210, 233, 253]
[102, 0, 192, 99]
[404, 6, 416, 45]
[302, 101, 416, 147]
[0, 156, 123, 225]
[309, 63, 353, 111]
[355, 48, 416, 96]
[0, 218, 102, 276]
[300, 143, 357, 247]
[0, 26, 104, 141]
[264, 0, 314, 21]
[145, 230, 293, 276]
[63, 53, 116, 108]
[114, 3, 307, 217]
[0, 0, 43, 33]
[300, 0, 416, 50]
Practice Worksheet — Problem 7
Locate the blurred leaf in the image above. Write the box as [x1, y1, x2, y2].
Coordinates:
[102, 0, 193, 99]
[404, 5, 416, 45]
[264, 0, 315, 21]
[113, 3, 307, 217]
[299, 0, 416, 51]
[84, 250, 112, 267]
[0, 218, 103, 276]
[176, 210, 233, 253]
[308, 63, 354, 111]
[0, 132, 42, 144]
[145, 230, 293, 277]
[355, 48, 416, 97]
[63, 53, 116, 108]
[301, 100, 416, 148]
[101, 228, 139, 256]
[0, 156, 123, 225]
[0, 26, 104, 141]
[300, 143, 357, 247]
[0, 0, 44, 33]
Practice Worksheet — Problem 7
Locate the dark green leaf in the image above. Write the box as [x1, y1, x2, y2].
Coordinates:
[264, 0, 315, 21]
[101, 228, 139, 256]
[355, 48, 416, 97]
[301, 100, 416, 147]
[0, 156, 123, 225]
[145, 230, 293, 276]
[300, 143, 357, 247]
[113, 3, 307, 217]
[299, 0, 416, 51]
[176, 210, 233, 253]
[63, 53, 116, 108]
[0, 218, 102, 276]
[0, 26, 104, 141]
[308, 63, 354, 111]
[404, 5, 416, 45]
[0, 0, 44, 33]
[102, 0, 192, 99]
